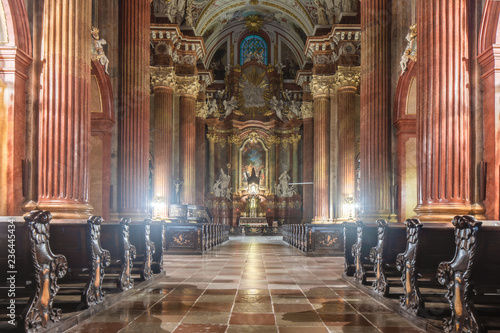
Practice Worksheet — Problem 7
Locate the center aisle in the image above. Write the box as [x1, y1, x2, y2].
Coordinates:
[67, 236, 424, 333]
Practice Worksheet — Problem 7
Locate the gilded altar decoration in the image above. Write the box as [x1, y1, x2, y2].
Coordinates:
[173, 233, 192, 246]
[237, 67, 272, 117]
[317, 232, 339, 247]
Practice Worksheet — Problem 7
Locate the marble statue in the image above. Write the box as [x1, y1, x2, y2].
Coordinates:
[275, 171, 296, 198]
[269, 96, 284, 120]
[315, 0, 329, 26]
[213, 168, 232, 201]
[91, 27, 110, 75]
[223, 96, 238, 118]
[207, 98, 218, 117]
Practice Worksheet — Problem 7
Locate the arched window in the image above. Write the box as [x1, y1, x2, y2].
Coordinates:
[240, 35, 268, 65]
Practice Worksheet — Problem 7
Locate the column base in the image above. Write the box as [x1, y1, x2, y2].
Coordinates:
[470, 203, 487, 221]
[414, 203, 472, 223]
[35, 201, 94, 219]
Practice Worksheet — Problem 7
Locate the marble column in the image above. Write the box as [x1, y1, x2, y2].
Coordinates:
[310, 76, 333, 222]
[414, 0, 472, 221]
[335, 67, 360, 220]
[360, 0, 392, 222]
[302, 102, 314, 222]
[292, 136, 300, 183]
[177, 76, 199, 205]
[37, 0, 92, 218]
[207, 134, 216, 193]
[151, 67, 176, 218]
[118, 0, 150, 217]
[195, 103, 207, 206]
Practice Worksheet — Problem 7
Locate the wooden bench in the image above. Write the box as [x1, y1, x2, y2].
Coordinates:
[396, 219, 456, 316]
[129, 219, 162, 280]
[49, 216, 111, 308]
[350, 221, 378, 284]
[437, 216, 500, 333]
[100, 218, 137, 291]
[0, 211, 68, 332]
[368, 220, 407, 296]
[343, 222, 357, 276]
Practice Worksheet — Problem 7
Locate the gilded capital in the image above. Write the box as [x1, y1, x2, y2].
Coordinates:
[310, 75, 334, 97]
[196, 101, 208, 118]
[176, 75, 200, 97]
[150, 66, 176, 89]
[333, 66, 361, 89]
[301, 101, 314, 119]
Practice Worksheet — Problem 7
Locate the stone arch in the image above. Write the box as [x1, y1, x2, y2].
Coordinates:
[393, 60, 417, 222]
[0, 0, 32, 215]
[478, 0, 500, 219]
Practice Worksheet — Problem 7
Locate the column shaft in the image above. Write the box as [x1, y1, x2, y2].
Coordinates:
[313, 96, 330, 221]
[180, 95, 196, 204]
[302, 117, 314, 222]
[38, 0, 92, 218]
[337, 87, 357, 220]
[153, 86, 173, 217]
[360, 0, 392, 221]
[195, 117, 206, 205]
[118, 0, 150, 217]
[208, 138, 215, 192]
[415, 0, 471, 221]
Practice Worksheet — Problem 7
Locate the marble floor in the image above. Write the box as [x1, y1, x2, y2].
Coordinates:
[66, 236, 426, 333]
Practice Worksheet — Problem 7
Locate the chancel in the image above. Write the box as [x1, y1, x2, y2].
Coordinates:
[1, 0, 500, 332]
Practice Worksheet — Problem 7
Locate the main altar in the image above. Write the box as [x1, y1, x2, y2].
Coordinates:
[204, 55, 304, 227]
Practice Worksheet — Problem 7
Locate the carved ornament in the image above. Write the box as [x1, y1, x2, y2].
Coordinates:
[333, 66, 361, 89]
[301, 101, 314, 119]
[151, 66, 176, 89]
[176, 75, 200, 96]
[196, 101, 209, 118]
[310, 75, 334, 97]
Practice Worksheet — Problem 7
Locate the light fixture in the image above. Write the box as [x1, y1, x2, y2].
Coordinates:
[152, 196, 165, 220]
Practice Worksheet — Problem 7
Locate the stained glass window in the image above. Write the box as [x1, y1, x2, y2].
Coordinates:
[240, 35, 268, 65]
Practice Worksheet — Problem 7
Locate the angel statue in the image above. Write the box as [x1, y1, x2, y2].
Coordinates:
[207, 98, 219, 117]
[289, 101, 302, 119]
[223, 96, 238, 118]
[91, 27, 110, 74]
[269, 96, 284, 121]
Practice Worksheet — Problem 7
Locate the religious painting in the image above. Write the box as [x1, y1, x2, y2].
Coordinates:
[240, 139, 268, 189]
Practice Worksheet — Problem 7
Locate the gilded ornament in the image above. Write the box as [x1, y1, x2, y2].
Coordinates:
[245, 15, 264, 33]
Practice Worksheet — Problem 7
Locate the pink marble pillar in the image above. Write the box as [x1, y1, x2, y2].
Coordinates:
[37, 0, 92, 218]
[118, 0, 150, 218]
[360, 0, 392, 222]
[414, 0, 472, 221]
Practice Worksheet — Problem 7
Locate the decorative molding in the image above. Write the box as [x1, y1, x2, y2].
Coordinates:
[176, 75, 200, 96]
[151, 66, 176, 89]
[228, 134, 244, 145]
[207, 133, 228, 147]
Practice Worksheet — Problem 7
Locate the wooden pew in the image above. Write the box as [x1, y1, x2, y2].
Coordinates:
[343, 222, 357, 276]
[100, 218, 137, 291]
[351, 221, 378, 284]
[369, 220, 407, 296]
[16, 210, 68, 332]
[396, 219, 456, 316]
[129, 219, 158, 280]
[437, 216, 500, 333]
[49, 216, 110, 308]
